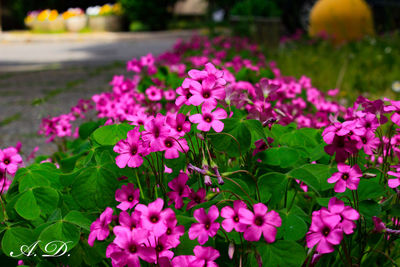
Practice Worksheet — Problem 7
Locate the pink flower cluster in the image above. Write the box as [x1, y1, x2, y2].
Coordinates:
[113, 113, 190, 168]
[89, 182, 223, 266]
[0, 145, 24, 194]
[39, 99, 92, 142]
[306, 197, 359, 254]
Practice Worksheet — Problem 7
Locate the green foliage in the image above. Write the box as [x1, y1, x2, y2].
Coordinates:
[230, 0, 282, 18]
[269, 33, 400, 101]
[119, 0, 178, 30]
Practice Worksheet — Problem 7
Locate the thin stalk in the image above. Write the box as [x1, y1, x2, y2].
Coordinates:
[134, 169, 144, 199]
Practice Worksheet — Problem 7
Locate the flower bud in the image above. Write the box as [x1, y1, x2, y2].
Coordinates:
[228, 242, 235, 259]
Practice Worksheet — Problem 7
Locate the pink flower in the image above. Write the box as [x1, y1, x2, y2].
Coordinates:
[189, 105, 227, 133]
[142, 114, 171, 152]
[238, 203, 281, 242]
[167, 173, 191, 209]
[172, 255, 195, 267]
[161, 136, 189, 159]
[388, 170, 400, 188]
[164, 90, 177, 101]
[306, 209, 343, 254]
[115, 183, 140, 211]
[115, 210, 142, 231]
[327, 197, 359, 234]
[189, 205, 220, 245]
[327, 163, 362, 193]
[191, 246, 220, 267]
[146, 234, 175, 262]
[355, 130, 380, 155]
[164, 213, 185, 248]
[88, 207, 114, 246]
[221, 200, 248, 232]
[110, 227, 156, 266]
[187, 188, 206, 210]
[372, 216, 386, 233]
[135, 198, 172, 237]
[186, 77, 226, 108]
[0, 147, 23, 176]
[146, 86, 163, 101]
[175, 86, 192, 106]
[167, 113, 191, 137]
[113, 128, 145, 168]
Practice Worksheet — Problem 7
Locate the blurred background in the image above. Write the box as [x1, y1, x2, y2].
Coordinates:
[0, 0, 400, 153]
[0, 0, 399, 101]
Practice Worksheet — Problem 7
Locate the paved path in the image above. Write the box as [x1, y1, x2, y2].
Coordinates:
[0, 30, 197, 157]
[0, 30, 197, 72]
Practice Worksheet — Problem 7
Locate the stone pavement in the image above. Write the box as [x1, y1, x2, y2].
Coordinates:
[0, 30, 197, 157]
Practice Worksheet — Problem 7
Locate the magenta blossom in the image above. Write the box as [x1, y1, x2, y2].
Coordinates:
[221, 200, 248, 233]
[327, 163, 362, 193]
[114, 210, 142, 232]
[110, 227, 155, 266]
[187, 188, 206, 210]
[388, 170, 400, 188]
[188, 205, 220, 245]
[167, 113, 191, 137]
[161, 136, 189, 159]
[191, 246, 220, 267]
[238, 203, 281, 242]
[0, 147, 23, 176]
[146, 86, 163, 101]
[164, 213, 185, 248]
[167, 173, 191, 209]
[88, 207, 114, 246]
[306, 209, 343, 254]
[189, 105, 227, 133]
[327, 197, 359, 234]
[135, 198, 173, 237]
[113, 128, 145, 168]
[115, 183, 140, 211]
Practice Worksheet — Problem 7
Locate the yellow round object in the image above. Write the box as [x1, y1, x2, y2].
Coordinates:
[309, 0, 374, 44]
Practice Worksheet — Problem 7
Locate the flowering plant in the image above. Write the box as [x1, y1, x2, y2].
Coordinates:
[86, 3, 122, 17]
[1, 35, 400, 266]
[62, 8, 85, 20]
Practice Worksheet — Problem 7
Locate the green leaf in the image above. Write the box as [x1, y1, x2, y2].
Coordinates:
[59, 151, 87, 173]
[15, 190, 41, 220]
[258, 172, 287, 205]
[91, 123, 135, 146]
[257, 240, 306, 267]
[32, 187, 59, 216]
[38, 221, 80, 254]
[244, 119, 267, 143]
[357, 180, 385, 200]
[220, 177, 251, 200]
[1, 227, 35, 258]
[15, 163, 61, 192]
[289, 164, 334, 193]
[14, 187, 59, 221]
[79, 121, 102, 140]
[64, 211, 92, 232]
[260, 147, 301, 168]
[338, 179, 385, 201]
[208, 118, 251, 157]
[71, 166, 118, 210]
[283, 213, 308, 241]
[359, 200, 381, 219]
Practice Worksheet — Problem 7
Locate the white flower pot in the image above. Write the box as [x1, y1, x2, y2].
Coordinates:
[66, 16, 87, 32]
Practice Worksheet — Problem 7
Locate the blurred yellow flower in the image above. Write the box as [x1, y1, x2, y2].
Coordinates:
[48, 10, 59, 21]
[37, 10, 51, 21]
[112, 3, 123, 15]
[99, 4, 113, 16]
